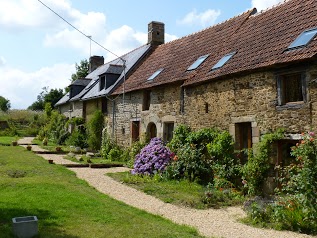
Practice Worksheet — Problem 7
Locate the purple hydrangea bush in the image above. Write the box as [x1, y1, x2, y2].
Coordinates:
[132, 137, 173, 175]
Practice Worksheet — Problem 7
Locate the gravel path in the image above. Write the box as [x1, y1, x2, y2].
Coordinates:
[17, 137, 315, 238]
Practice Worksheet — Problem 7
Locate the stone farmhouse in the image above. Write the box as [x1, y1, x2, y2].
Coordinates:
[56, 0, 317, 176]
[106, 0, 317, 173]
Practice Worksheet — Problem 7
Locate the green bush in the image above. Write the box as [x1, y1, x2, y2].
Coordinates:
[87, 110, 104, 150]
[100, 128, 129, 162]
[164, 143, 212, 183]
[275, 131, 317, 233]
[242, 128, 284, 195]
[126, 141, 147, 168]
[167, 124, 191, 152]
[166, 125, 239, 185]
[245, 131, 317, 235]
[37, 110, 68, 144]
[202, 183, 244, 208]
[65, 128, 88, 148]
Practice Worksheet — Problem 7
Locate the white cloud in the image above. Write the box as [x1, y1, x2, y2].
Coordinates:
[251, 0, 284, 11]
[165, 33, 178, 43]
[96, 26, 178, 63]
[177, 9, 221, 28]
[43, 10, 107, 53]
[0, 56, 6, 67]
[0, 0, 74, 30]
[1, 0, 178, 63]
[0, 64, 75, 109]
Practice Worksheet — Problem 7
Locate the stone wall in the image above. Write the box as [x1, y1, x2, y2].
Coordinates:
[185, 67, 315, 142]
[57, 101, 83, 118]
[58, 103, 71, 117]
[109, 64, 317, 147]
[85, 98, 101, 122]
[72, 101, 84, 118]
[109, 83, 184, 146]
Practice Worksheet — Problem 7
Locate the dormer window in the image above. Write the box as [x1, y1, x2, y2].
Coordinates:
[288, 28, 317, 50]
[187, 54, 209, 71]
[99, 76, 105, 91]
[147, 69, 163, 81]
[211, 52, 235, 70]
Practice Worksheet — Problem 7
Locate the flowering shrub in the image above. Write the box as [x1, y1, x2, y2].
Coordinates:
[164, 143, 212, 183]
[132, 138, 173, 175]
[245, 131, 317, 234]
[275, 131, 317, 233]
[242, 128, 285, 195]
[166, 126, 238, 185]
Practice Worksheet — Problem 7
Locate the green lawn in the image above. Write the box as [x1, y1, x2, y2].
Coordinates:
[0, 136, 19, 145]
[63, 154, 125, 166]
[0, 146, 203, 238]
[108, 172, 245, 209]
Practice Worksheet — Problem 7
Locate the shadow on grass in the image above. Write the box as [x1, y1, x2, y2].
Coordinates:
[0, 207, 79, 238]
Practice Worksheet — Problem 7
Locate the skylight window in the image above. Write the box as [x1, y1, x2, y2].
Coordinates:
[187, 54, 209, 71]
[147, 68, 163, 81]
[288, 28, 317, 50]
[211, 52, 235, 70]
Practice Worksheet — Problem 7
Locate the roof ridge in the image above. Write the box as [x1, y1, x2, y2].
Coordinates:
[159, 8, 256, 47]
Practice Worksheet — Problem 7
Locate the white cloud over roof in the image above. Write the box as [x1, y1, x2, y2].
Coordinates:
[177, 9, 221, 28]
[251, 0, 284, 11]
[0, 0, 179, 109]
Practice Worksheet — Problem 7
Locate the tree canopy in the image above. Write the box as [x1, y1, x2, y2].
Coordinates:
[28, 87, 64, 111]
[0, 96, 10, 112]
[71, 59, 89, 82]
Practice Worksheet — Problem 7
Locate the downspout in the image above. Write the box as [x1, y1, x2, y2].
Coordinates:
[112, 99, 115, 139]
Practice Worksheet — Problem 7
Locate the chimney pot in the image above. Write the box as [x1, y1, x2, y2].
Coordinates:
[89, 56, 104, 73]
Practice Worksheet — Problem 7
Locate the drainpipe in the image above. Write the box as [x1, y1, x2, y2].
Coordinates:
[112, 99, 115, 139]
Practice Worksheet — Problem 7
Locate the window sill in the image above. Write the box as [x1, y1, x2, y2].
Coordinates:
[276, 101, 306, 110]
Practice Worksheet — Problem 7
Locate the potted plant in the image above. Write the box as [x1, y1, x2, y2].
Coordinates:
[11, 141, 18, 146]
[48, 159, 54, 164]
[55, 146, 62, 152]
[26, 145, 32, 151]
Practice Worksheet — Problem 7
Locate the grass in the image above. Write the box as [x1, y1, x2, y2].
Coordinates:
[107, 172, 244, 209]
[0, 136, 19, 145]
[0, 146, 203, 238]
[32, 139, 75, 153]
[63, 154, 125, 165]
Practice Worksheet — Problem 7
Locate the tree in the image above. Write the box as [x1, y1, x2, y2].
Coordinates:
[64, 59, 89, 93]
[71, 59, 89, 82]
[0, 96, 10, 112]
[28, 87, 64, 111]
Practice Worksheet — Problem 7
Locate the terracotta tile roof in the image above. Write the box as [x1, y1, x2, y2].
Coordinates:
[112, 0, 317, 94]
[185, 0, 317, 86]
[112, 9, 255, 94]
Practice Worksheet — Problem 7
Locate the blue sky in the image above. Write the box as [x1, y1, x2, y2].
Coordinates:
[0, 0, 283, 109]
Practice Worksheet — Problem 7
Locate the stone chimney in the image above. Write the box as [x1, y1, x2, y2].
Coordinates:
[89, 55, 104, 73]
[148, 21, 165, 46]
